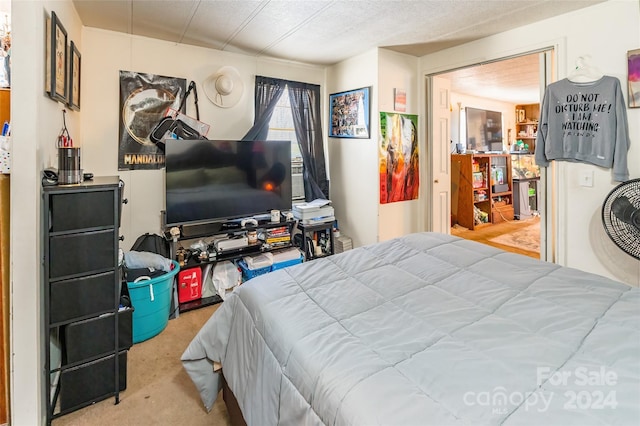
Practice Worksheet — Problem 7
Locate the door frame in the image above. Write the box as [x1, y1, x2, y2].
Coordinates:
[424, 47, 557, 262]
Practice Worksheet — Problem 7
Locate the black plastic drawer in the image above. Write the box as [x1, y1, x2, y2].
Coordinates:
[59, 351, 127, 412]
[49, 230, 115, 279]
[49, 191, 116, 232]
[63, 308, 133, 364]
[50, 271, 116, 324]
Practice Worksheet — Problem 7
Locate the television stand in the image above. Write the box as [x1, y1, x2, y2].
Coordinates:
[167, 219, 300, 315]
[180, 222, 224, 239]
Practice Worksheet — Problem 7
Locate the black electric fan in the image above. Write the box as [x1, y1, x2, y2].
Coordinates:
[601, 178, 640, 260]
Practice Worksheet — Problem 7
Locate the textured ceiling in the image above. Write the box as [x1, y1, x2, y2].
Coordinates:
[441, 53, 542, 104]
[73, 0, 603, 65]
[72, 0, 602, 104]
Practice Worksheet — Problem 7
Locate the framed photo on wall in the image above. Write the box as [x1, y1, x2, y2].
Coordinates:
[328, 86, 371, 138]
[48, 11, 68, 103]
[68, 41, 81, 110]
[394, 88, 406, 112]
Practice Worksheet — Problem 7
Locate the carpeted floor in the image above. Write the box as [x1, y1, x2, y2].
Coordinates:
[52, 303, 231, 426]
[488, 220, 540, 253]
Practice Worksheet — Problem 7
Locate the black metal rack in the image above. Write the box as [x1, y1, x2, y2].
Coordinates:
[169, 219, 298, 314]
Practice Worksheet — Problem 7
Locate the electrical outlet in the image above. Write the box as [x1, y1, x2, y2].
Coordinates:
[579, 170, 594, 187]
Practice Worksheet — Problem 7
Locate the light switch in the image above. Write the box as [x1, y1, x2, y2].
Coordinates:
[579, 170, 594, 187]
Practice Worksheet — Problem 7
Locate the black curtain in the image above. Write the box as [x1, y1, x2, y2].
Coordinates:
[241, 76, 286, 141]
[288, 81, 329, 201]
[243, 76, 329, 201]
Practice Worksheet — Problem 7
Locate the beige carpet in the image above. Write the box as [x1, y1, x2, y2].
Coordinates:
[52, 304, 231, 426]
[488, 220, 540, 253]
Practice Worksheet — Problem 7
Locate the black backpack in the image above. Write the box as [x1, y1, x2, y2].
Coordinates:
[129, 233, 170, 259]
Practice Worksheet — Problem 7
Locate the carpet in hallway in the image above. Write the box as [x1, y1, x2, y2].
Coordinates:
[488, 220, 540, 253]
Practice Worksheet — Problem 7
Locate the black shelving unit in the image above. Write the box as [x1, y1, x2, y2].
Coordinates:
[297, 222, 335, 260]
[172, 219, 297, 313]
[43, 176, 131, 424]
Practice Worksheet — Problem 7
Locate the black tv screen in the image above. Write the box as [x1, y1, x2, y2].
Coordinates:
[164, 139, 292, 226]
[465, 107, 503, 152]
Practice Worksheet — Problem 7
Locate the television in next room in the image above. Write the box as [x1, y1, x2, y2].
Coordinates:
[164, 139, 292, 227]
[465, 107, 503, 152]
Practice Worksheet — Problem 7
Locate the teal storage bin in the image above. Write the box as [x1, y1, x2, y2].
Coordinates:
[127, 260, 180, 344]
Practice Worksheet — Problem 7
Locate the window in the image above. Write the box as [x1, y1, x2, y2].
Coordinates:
[267, 86, 305, 200]
[267, 86, 301, 160]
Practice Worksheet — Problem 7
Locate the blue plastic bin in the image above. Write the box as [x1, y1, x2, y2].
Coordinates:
[127, 260, 180, 343]
[237, 259, 271, 281]
[271, 255, 303, 271]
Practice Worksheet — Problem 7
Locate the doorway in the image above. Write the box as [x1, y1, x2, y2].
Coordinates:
[426, 50, 554, 260]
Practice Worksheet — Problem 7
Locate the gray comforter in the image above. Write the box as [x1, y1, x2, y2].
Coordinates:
[181, 232, 640, 425]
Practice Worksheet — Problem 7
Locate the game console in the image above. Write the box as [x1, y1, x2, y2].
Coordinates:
[215, 236, 249, 252]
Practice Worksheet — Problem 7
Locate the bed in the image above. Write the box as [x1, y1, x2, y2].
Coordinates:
[181, 232, 640, 425]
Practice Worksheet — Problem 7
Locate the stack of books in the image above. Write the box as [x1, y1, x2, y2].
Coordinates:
[335, 235, 353, 254]
[265, 226, 291, 247]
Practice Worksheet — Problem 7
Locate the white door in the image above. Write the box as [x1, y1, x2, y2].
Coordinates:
[428, 75, 452, 233]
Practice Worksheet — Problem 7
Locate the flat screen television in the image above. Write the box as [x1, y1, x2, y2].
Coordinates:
[164, 139, 292, 227]
[465, 107, 503, 152]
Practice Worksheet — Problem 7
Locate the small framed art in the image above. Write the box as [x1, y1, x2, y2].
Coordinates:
[394, 88, 406, 112]
[68, 41, 81, 110]
[328, 86, 371, 138]
[48, 11, 68, 103]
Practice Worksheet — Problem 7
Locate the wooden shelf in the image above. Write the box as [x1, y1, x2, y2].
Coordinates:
[514, 104, 539, 153]
[451, 153, 514, 229]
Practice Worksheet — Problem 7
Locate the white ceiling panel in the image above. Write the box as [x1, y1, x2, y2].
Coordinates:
[71, 0, 604, 103]
[129, 1, 199, 43]
[441, 53, 542, 104]
[180, 1, 266, 51]
[227, 0, 333, 56]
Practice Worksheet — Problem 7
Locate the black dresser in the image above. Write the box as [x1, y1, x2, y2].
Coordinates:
[43, 176, 131, 423]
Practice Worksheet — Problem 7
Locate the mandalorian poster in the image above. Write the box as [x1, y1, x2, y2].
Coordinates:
[118, 71, 186, 170]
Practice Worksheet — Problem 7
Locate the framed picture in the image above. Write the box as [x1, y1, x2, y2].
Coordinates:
[49, 11, 68, 103]
[379, 112, 419, 204]
[329, 86, 371, 138]
[394, 88, 406, 112]
[517, 109, 526, 123]
[628, 48, 640, 108]
[68, 41, 81, 110]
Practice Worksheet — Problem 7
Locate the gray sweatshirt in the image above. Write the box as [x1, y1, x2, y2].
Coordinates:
[535, 76, 630, 181]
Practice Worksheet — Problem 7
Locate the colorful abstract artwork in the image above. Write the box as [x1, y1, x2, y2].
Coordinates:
[629, 49, 640, 108]
[379, 112, 419, 204]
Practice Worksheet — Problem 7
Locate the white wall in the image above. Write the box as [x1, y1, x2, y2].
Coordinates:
[420, 0, 640, 285]
[327, 48, 421, 247]
[377, 49, 422, 241]
[326, 49, 379, 248]
[81, 28, 326, 247]
[12, 2, 84, 424]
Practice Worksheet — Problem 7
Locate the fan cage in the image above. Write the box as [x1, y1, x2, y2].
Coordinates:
[601, 178, 640, 260]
